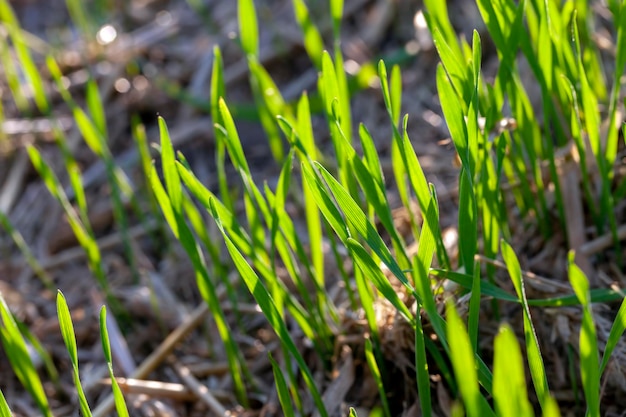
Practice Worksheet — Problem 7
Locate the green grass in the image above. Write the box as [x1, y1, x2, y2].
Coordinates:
[0, 0, 625, 416]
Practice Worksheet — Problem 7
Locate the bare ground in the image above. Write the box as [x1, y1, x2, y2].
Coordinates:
[1, 0, 626, 416]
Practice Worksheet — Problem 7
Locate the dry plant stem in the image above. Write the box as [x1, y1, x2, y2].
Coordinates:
[168, 356, 228, 417]
[580, 223, 626, 257]
[0, 149, 29, 213]
[560, 156, 595, 281]
[312, 346, 355, 417]
[100, 378, 197, 401]
[92, 302, 210, 417]
[185, 362, 229, 377]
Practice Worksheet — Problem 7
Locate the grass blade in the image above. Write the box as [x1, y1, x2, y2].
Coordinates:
[468, 259, 481, 353]
[330, 0, 343, 41]
[86, 78, 108, 137]
[502, 240, 550, 409]
[269, 353, 296, 417]
[414, 307, 432, 417]
[445, 301, 492, 417]
[567, 252, 600, 417]
[99, 307, 129, 417]
[0, 388, 12, 417]
[296, 93, 326, 293]
[151, 162, 250, 407]
[542, 396, 562, 417]
[423, 0, 463, 65]
[347, 238, 412, 323]
[57, 291, 92, 417]
[0, 0, 49, 114]
[27, 145, 116, 308]
[600, 291, 626, 375]
[493, 324, 534, 417]
[238, 0, 259, 58]
[364, 338, 392, 417]
[0, 295, 52, 417]
[65, 0, 92, 36]
[209, 198, 329, 417]
[437, 64, 470, 170]
[458, 167, 477, 276]
[292, 0, 324, 69]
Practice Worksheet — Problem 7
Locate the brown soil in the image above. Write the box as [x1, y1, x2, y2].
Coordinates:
[1, 1, 625, 416]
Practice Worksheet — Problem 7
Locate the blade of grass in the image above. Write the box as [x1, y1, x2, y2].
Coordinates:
[437, 64, 470, 172]
[0, 295, 52, 417]
[209, 197, 329, 417]
[309, 158, 495, 392]
[14, 320, 60, 389]
[423, 0, 464, 65]
[0, 35, 28, 112]
[238, 0, 259, 58]
[430, 268, 519, 302]
[219, 110, 336, 352]
[347, 238, 413, 323]
[211, 45, 234, 212]
[216, 100, 257, 214]
[502, 240, 550, 409]
[567, 251, 600, 417]
[458, 167, 477, 276]
[0, 0, 49, 114]
[296, 93, 326, 294]
[431, 269, 626, 307]
[151, 128, 250, 406]
[605, 3, 626, 170]
[99, 307, 129, 417]
[85, 78, 108, 138]
[265, 153, 335, 355]
[432, 28, 471, 106]
[292, 0, 324, 69]
[65, 0, 93, 37]
[238, 0, 285, 161]
[599, 290, 626, 375]
[27, 145, 119, 311]
[0, 388, 11, 417]
[151, 164, 251, 405]
[330, 0, 343, 42]
[131, 115, 165, 235]
[445, 301, 494, 417]
[389, 64, 402, 126]
[468, 259, 481, 353]
[542, 396, 562, 417]
[560, 76, 601, 230]
[269, 353, 296, 417]
[72, 84, 138, 282]
[493, 324, 535, 417]
[379, 61, 425, 249]
[414, 306, 432, 417]
[334, 48, 352, 144]
[57, 291, 92, 417]
[572, 14, 615, 242]
[301, 162, 350, 243]
[320, 51, 357, 199]
[352, 262, 382, 367]
[400, 117, 450, 269]
[364, 338, 392, 417]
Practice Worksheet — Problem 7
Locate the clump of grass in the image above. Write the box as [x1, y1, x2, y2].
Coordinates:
[0, 0, 625, 416]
